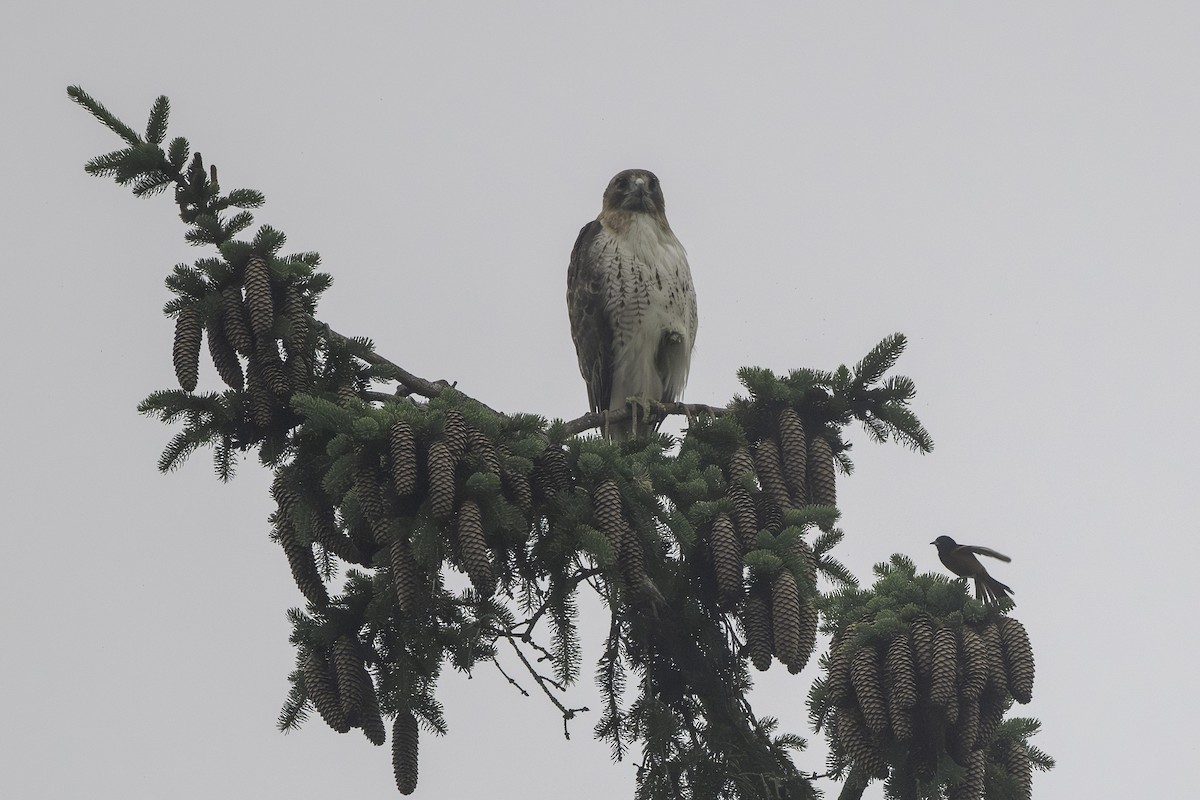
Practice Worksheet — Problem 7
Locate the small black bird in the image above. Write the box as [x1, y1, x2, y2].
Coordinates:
[931, 535, 1014, 605]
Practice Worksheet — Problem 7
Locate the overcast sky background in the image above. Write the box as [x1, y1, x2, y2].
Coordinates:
[3, 3, 1197, 798]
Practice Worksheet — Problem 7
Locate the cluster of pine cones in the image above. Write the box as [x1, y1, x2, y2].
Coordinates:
[171, 255, 311, 427]
[823, 615, 1035, 799]
[720, 408, 837, 674]
[302, 636, 419, 794]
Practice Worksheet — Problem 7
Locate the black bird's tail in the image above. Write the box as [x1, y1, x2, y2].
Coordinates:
[975, 573, 1015, 606]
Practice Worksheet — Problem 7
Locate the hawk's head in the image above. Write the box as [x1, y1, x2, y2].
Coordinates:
[602, 169, 665, 216]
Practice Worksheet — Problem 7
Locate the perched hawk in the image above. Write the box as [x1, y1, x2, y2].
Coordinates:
[567, 169, 698, 438]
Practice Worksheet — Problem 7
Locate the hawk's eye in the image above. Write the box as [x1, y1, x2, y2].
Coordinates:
[616, 177, 630, 189]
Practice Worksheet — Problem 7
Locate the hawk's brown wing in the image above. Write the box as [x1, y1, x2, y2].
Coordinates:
[566, 220, 612, 414]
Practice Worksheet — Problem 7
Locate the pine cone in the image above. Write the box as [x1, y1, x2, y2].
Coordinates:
[728, 446, 756, 483]
[777, 407, 808, 504]
[304, 648, 350, 733]
[710, 514, 744, 607]
[172, 305, 203, 391]
[947, 747, 985, 800]
[390, 535, 422, 614]
[254, 340, 290, 396]
[834, 706, 890, 779]
[243, 255, 275, 340]
[885, 635, 917, 740]
[726, 483, 758, 551]
[977, 686, 1011, 747]
[742, 582, 773, 672]
[281, 283, 309, 356]
[851, 646, 890, 737]
[466, 427, 500, 475]
[388, 420, 418, 497]
[592, 480, 626, 558]
[456, 499, 495, 597]
[947, 697, 980, 765]
[757, 495, 783, 535]
[533, 444, 571, 500]
[929, 626, 958, 714]
[442, 410, 470, 460]
[500, 449, 533, 517]
[245, 358, 274, 428]
[219, 285, 254, 355]
[392, 709, 420, 795]
[353, 457, 389, 543]
[311, 505, 366, 565]
[753, 437, 791, 510]
[908, 614, 935, 681]
[998, 617, 1035, 703]
[333, 635, 370, 719]
[979, 621, 1010, 697]
[827, 626, 858, 707]
[959, 626, 988, 702]
[285, 353, 310, 392]
[427, 441, 457, 522]
[618, 520, 651, 602]
[807, 434, 837, 507]
[206, 320, 244, 390]
[771, 569, 802, 668]
[278, 521, 328, 607]
[359, 675, 387, 746]
[1001, 739, 1033, 800]
[271, 476, 303, 525]
[795, 598, 819, 675]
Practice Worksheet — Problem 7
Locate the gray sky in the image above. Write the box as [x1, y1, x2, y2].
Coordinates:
[3, 2, 1197, 797]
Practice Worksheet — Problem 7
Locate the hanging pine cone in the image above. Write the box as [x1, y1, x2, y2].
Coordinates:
[885, 635, 917, 740]
[244, 255, 275, 341]
[742, 583, 773, 672]
[947, 697, 981, 765]
[826, 624, 860, 708]
[777, 407, 808, 504]
[710, 513, 743, 607]
[359, 676, 387, 746]
[303, 648, 350, 733]
[929, 626, 958, 715]
[753, 437, 791, 510]
[333, 635, 371, 719]
[311, 505, 366, 566]
[281, 283, 309, 356]
[390, 535, 422, 614]
[592, 480, 626, 558]
[771, 568, 802, 668]
[456, 499, 495, 597]
[997, 617, 1035, 703]
[172, 305, 203, 391]
[833, 706, 890, 779]
[271, 476, 303, 525]
[427, 441, 457, 522]
[285, 353, 310, 393]
[726, 483, 758, 551]
[794, 598, 819, 675]
[728, 445, 756, 484]
[206, 320, 244, 390]
[1001, 738, 1033, 800]
[979, 622, 1010, 697]
[441, 410, 470, 460]
[466, 426, 500, 475]
[500, 450, 533, 517]
[245, 359, 274, 428]
[392, 709, 420, 795]
[254, 340, 290, 396]
[908, 615, 935, 681]
[977, 686, 1011, 747]
[850, 646, 890, 737]
[808, 434, 837, 507]
[757, 495, 783, 536]
[388, 420, 418, 497]
[353, 458, 389, 543]
[618, 521, 651, 602]
[959, 626, 988, 702]
[533, 445, 572, 500]
[947, 747, 986, 800]
[278, 521, 328, 607]
[219, 285, 254, 355]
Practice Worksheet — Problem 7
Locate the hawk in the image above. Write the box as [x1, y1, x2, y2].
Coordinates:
[567, 169, 698, 438]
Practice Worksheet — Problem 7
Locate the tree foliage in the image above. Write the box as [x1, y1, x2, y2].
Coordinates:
[70, 87, 1052, 800]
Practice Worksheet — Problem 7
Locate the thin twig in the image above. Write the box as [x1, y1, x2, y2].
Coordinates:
[491, 656, 530, 697]
[505, 637, 588, 739]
